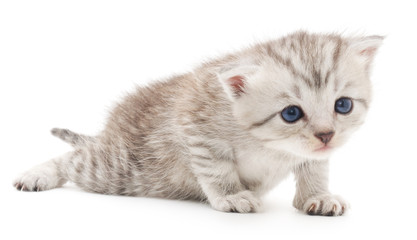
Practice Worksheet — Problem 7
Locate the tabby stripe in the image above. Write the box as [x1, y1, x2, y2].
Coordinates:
[88, 149, 102, 193]
[70, 150, 85, 184]
[267, 46, 312, 88]
[332, 38, 342, 67]
[188, 141, 212, 149]
[249, 112, 279, 129]
[312, 68, 322, 89]
[324, 71, 331, 86]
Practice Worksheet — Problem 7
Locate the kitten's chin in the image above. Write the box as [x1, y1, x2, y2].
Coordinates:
[307, 148, 335, 160]
[265, 142, 335, 160]
[289, 149, 334, 161]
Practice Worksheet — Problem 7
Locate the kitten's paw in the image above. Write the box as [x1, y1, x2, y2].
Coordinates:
[13, 163, 66, 192]
[302, 194, 348, 216]
[211, 190, 262, 213]
[14, 174, 48, 192]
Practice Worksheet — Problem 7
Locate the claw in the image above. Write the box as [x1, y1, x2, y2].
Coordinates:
[307, 203, 316, 215]
[325, 204, 338, 216]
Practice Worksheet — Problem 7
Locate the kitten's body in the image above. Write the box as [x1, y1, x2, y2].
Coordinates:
[14, 32, 382, 215]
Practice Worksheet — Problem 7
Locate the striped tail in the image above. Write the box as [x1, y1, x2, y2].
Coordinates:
[51, 128, 95, 147]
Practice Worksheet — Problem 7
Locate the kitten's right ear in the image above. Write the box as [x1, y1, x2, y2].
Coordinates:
[348, 35, 384, 67]
[216, 65, 259, 100]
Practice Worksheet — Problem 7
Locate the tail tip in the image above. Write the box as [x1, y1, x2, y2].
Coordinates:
[51, 128, 58, 136]
[51, 128, 67, 137]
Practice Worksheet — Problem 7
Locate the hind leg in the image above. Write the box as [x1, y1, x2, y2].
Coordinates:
[14, 143, 136, 194]
[13, 152, 72, 191]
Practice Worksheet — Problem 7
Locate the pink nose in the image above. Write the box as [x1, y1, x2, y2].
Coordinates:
[314, 131, 335, 144]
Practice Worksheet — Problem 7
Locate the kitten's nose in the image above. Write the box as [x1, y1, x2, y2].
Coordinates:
[314, 131, 335, 144]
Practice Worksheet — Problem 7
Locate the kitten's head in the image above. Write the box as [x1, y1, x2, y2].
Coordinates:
[218, 32, 383, 160]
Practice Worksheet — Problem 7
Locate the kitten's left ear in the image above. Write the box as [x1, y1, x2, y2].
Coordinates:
[349, 35, 384, 67]
[216, 64, 259, 101]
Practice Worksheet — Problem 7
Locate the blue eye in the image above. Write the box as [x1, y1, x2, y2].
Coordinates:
[281, 106, 304, 123]
[335, 97, 353, 114]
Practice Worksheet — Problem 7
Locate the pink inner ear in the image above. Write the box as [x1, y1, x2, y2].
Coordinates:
[360, 47, 377, 57]
[228, 75, 245, 96]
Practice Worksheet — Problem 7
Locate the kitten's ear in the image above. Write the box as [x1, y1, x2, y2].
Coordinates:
[349, 35, 384, 66]
[216, 64, 259, 100]
[225, 75, 246, 96]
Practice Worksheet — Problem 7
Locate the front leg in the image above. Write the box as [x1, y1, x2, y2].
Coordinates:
[293, 160, 348, 216]
[188, 142, 261, 213]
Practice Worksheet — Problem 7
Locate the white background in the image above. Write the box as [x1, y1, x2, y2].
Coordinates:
[1, 1, 416, 239]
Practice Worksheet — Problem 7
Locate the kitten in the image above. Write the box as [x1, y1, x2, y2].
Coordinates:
[13, 31, 382, 215]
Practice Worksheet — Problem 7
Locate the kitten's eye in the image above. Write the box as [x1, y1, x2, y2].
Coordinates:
[281, 106, 304, 123]
[335, 97, 353, 114]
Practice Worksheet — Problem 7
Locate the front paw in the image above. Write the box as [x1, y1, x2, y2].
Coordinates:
[210, 190, 262, 213]
[301, 194, 349, 216]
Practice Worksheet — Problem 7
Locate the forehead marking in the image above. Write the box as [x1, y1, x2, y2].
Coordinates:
[265, 45, 313, 89]
[327, 39, 343, 88]
[266, 36, 344, 92]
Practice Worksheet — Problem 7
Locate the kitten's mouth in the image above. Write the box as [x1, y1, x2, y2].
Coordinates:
[314, 145, 332, 152]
